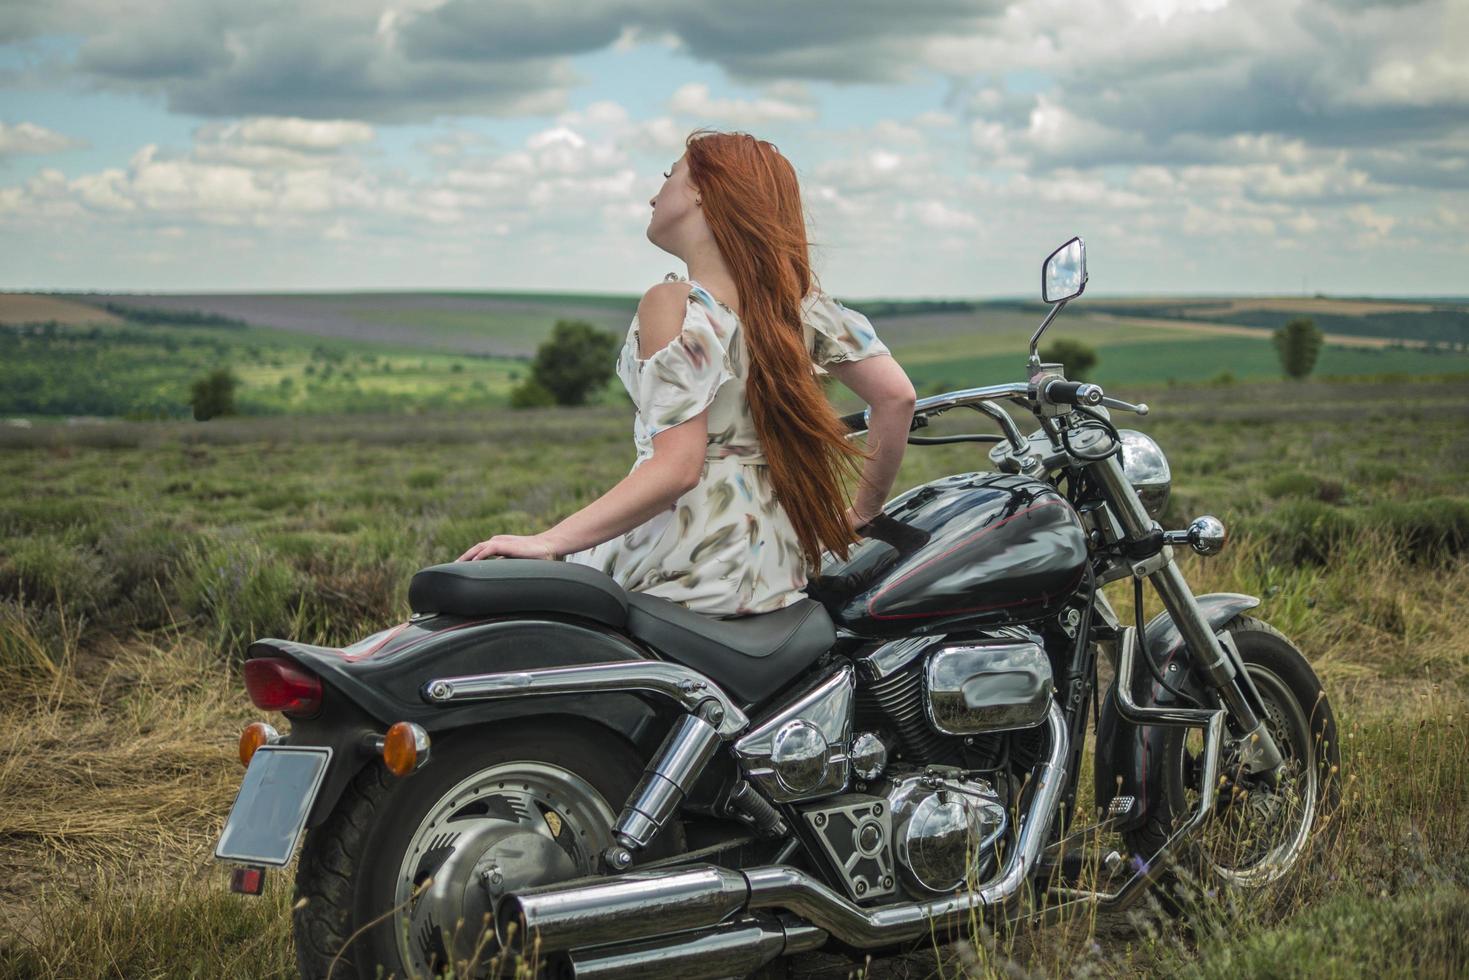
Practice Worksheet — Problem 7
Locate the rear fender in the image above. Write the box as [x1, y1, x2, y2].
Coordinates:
[1093, 592, 1260, 832]
[248, 615, 669, 827]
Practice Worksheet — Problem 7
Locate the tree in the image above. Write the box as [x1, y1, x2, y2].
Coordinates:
[1273, 317, 1323, 379]
[190, 368, 238, 421]
[509, 378, 556, 408]
[1040, 338, 1098, 381]
[530, 319, 619, 406]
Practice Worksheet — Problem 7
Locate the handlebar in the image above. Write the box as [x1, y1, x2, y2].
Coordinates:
[839, 383, 1032, 435]
[1039, 379, 1104, 407]
[839, 379, 1146, 440]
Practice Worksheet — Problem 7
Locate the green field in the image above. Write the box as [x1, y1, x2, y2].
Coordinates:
[1, 377, 1465, 978]
[904, 336, 1469, 392]
[5, 291, 1469, 422]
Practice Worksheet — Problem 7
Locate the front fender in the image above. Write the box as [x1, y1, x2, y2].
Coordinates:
[249, 614, 670, 826]
[1093, 592, 1259, 832]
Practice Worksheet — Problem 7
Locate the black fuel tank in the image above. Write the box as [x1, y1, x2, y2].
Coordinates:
[805, 472, 1089, 638]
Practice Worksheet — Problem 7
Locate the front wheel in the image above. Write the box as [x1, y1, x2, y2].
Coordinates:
[1124, 615, 1342, 901]
[292, 719, 685, 980]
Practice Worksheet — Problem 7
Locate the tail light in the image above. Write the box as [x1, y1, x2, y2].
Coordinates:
[244, 657, 323, 717]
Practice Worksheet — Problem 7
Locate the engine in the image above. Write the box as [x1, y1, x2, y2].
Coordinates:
[738, 631, 1058, 903]
[793, 628, 1056, 902]
[799, 767, 1008, 901]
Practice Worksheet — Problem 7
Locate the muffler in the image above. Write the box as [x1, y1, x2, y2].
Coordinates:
[501, 702, 1069, 954]
[497, 865, 748, 952]
[553, 914, 826, 980]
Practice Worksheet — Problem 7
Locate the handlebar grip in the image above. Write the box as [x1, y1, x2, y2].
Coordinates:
[838, 409, 869, 432]
[1042, 380, 1104, 407]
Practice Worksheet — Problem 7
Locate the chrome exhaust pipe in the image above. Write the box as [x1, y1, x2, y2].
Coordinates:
[497, 865, 748, 953]
[555, 914, 826, 980]
[503, 702, 1069, 953]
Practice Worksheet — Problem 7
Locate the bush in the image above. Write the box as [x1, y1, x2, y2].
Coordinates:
[1274, 316, 1324, 379]
[177, 536, 305, 659]
[530, 319, 619, 405]
[1039, 338, 1098, 381]
[190, 368, 238, 421]
[509, 378, 557, 409]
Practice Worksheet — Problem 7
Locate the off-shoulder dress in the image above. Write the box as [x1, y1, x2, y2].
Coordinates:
[560, 273, 892, 617]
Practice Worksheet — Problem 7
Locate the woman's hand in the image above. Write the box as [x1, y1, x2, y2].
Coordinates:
[844, 504, 879, 536]
[457, 532, 563, 562]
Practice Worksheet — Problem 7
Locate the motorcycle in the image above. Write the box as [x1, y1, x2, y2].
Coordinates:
[215, 237, 1341, 979]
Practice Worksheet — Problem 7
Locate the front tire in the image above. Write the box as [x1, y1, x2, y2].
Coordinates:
[1123, 615, 1342, 903]
[292, 719, 685, 980]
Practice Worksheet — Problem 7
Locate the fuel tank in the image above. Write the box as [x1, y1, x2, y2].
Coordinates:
[805, 472, 1089, 638]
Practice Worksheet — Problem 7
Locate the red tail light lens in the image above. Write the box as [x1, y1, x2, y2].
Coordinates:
[243, 657, 323, 717]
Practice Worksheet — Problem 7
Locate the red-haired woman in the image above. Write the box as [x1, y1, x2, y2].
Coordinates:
[459, 130, 917, 616]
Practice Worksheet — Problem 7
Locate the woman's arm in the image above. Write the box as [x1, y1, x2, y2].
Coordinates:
[458, 284, 706, 562]
[823, 353, 917, 525]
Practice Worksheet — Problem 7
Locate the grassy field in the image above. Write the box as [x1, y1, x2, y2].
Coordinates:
[4, 291, 1469, 422]
[0, 375, 1465, 978]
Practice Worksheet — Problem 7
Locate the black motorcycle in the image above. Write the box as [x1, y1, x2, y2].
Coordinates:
[216, 237, 1341, 979]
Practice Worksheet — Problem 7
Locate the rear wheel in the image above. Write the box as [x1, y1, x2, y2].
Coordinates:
[292, 719, 685, 979]
[1123, 616, 1342, 906]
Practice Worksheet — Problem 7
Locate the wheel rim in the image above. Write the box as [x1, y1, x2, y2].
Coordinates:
[393, 761, 617, 977]
[1181, 664, 1320, 887]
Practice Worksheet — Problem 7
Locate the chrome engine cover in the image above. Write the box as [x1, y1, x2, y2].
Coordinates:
[924, 639, 1054, 735]
[734, 664, 854, 803]
[888, 770, 1007, 894]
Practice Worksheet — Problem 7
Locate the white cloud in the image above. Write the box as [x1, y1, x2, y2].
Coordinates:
[668, 82, 818, 125]
[0, 121, 85, 156]
[227, 117, 375, 151]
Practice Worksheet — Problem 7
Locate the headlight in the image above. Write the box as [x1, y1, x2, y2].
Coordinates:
[1118, 430, 1170, 520]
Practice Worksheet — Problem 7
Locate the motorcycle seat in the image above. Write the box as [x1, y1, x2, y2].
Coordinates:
[407, 559, 836, 706]
[624, 592, 836, 707]
[408, 559, 629, 628]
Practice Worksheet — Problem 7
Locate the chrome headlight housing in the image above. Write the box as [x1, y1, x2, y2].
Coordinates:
[1118, 429, 1171, 520]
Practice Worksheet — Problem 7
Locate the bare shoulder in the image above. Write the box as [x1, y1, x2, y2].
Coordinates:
[635, 281, 692, 358]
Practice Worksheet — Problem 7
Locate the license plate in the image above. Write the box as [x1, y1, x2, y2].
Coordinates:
[215, 745, 332, 867]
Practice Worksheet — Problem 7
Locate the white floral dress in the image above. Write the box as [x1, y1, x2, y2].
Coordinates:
[561, 273, 893, 617]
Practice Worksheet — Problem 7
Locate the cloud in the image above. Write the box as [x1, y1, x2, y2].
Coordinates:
[667, 82, 818, 125]
[0, 120, 85, 156]
[3, 0, 1007, 122]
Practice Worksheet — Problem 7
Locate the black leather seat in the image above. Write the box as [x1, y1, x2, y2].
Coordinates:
[625, 592, 836, 706]
[407, 559, 836, 707]
[408, 559, 629, 628]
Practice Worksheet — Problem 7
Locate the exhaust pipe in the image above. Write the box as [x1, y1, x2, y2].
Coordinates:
[554, 914, 826, 980]
[503, 702, 1069, 953]
[497, 865, 748, 952]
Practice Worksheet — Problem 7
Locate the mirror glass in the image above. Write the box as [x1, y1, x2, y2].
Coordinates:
[1042, 237, 1087, 303]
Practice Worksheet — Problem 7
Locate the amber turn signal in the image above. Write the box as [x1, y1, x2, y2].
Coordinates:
[239, 721, 280, 767]
[382, 721, 430, 777]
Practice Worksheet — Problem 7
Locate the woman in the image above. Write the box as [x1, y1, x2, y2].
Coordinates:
[458, 129, 917, 617]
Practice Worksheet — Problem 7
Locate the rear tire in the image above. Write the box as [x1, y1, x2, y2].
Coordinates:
[292, 718, 686, 980]
[1122, 616, 1342, 913]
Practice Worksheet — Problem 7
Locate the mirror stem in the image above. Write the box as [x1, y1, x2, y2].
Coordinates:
[1027, 298, 1068, 373]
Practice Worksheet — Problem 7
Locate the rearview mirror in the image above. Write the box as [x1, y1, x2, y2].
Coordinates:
[1042, 237, 1087, 304]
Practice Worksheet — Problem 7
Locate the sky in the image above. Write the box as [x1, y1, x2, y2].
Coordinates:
[0, 0, 1465, 298]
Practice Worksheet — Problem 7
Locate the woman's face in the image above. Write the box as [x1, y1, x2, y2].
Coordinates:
[647, 153, 704, 254]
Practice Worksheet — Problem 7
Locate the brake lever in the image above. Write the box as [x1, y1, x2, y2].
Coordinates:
[1100, 395, 1149, 416]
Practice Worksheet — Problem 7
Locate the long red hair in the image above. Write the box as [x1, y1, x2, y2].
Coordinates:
[682, 129, 873, 571]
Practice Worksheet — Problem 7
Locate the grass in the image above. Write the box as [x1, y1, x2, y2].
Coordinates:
[903, 335, 1469, 391]
[0, 376, 1466, 978]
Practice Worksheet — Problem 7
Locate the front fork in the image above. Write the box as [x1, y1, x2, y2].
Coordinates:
[1090, 454, 1284, 776]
